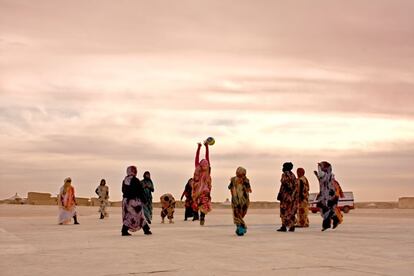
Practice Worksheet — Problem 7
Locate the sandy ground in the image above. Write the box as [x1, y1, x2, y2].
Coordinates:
[1, 205, 413, 276]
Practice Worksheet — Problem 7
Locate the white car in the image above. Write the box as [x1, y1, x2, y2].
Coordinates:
[309, 192, 355, 213]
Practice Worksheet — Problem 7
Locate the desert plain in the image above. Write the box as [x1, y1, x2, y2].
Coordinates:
[1, 205, 413, 276]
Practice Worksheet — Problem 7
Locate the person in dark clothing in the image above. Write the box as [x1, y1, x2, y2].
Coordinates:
[277, 162, 298, 232]
[121, 165, 152, 236]
[141, 171, 154, 224]
[180, 178, 195, 221]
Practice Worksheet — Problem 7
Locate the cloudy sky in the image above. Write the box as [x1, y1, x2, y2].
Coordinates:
[1, 0, 414, 202]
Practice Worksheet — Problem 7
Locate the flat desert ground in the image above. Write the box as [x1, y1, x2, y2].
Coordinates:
[1, 205, 413, 276]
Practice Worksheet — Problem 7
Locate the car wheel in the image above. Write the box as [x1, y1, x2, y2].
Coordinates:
[342, 206, 350, 213]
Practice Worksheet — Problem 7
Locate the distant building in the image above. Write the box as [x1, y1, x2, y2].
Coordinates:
[399, 197, 414, 209]
[2, 193, 23, 204]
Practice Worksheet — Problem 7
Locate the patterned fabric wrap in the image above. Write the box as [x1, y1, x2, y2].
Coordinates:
[58, 184, 77, 224]
[315, 161, 343, 228]
[160, 194, 176, 219]
[96, 185, 109, 217]
[191, 175, 212, 214]
[99, 198, 109, 217]
[296, 175, 310, 227]
[333, 178, 344, 224]
[278, 171, 298, 228]
[141, 179, 154, 223]
[191, 144, 212, 214]
[228, 175, 251, 228]
[122, 198, 146, 232]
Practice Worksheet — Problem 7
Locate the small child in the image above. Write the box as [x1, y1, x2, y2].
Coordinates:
[160, 193, 176, 224]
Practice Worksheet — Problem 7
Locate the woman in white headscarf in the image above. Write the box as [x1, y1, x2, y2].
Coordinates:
[58, 177, 79, 225]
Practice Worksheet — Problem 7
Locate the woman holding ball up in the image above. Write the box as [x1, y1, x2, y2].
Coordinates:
[191, 139, 214, 226]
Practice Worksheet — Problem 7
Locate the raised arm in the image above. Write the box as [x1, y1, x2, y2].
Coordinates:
[195, 143, 202, 167]
[205, 143, 210, 164]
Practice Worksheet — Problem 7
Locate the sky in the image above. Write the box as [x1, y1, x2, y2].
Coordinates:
[1, 0, 414, 202]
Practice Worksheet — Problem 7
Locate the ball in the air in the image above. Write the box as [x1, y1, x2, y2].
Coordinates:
[206, 137, 215, 145]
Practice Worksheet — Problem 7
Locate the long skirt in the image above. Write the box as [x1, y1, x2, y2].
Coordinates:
[192, 193, 212, 214]
[280, 200, 297, 228]
[58, 206, 76, 224]
[185, 207, 194, 218]
[232, 203, 249, 228]
[98, 198, 109, 217]
[334, 206, 343, 224]
[184, 198, 194, 218]
[320, 203, 342, 229]
[296, 200, 309, 227]
[122, 198, 146, 232]
[143, 201, 153, 224]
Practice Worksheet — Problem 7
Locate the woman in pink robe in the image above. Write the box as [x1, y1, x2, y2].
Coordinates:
[191, 142, 212, 225]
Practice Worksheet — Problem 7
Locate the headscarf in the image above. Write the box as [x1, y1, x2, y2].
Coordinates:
[282, 162, 293, 172]
[124, 165, 137, 186]
[297, 168, 305, 178]
[143, 171, 151, 180]
[314, 161, 333, 187]
[199, 159, 210, 171]
[61, 177, 75, 208]
[235, 166, 248, 185]
[319, 161, 332, 173]
[236, 167, 246, 177]
[316, 161, 332, 181]
[62, 177, 72, 194]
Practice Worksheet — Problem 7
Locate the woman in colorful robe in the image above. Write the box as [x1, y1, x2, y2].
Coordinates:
[180, 178, 194, 221]
[121, 166, 152, 236]
[314, 161, 341, 231]
[333, 174, 345, 225]
[58, 177, 79, 225]
[95, 179, 109, 219]
[160, 193, 176, 224]
[141, 171, 154, 224]
[228, 167, 252, 236]
[295, 168, 310, 227]
[191, 142, 212, 226]
[277, 162, 298, 232]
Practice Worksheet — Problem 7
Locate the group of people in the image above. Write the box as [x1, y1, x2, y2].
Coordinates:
[58, 178, 110, 224]
[57, 141, 345, 236]
[276, 161, 344, 232]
